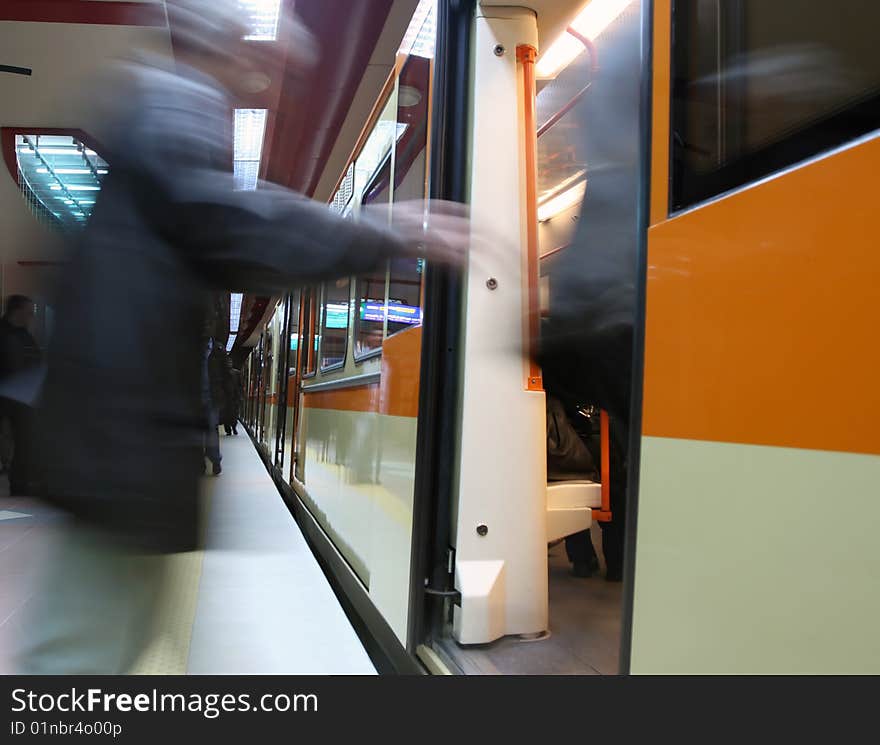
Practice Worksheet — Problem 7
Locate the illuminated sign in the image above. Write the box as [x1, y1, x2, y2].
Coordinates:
[359, 300, 422, 325]
[324, 303, 349, 329]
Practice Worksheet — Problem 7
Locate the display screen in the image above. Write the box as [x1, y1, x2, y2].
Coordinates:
[324, 302, 350, 329]
[359, 300, 422, 325]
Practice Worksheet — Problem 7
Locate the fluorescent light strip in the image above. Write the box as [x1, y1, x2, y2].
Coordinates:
[536, 0, 635, 79]
[38, 167, 84, 175]
[36, 168, 107, 176]
[241, 0, 282, 41]
[398, 0, 436, 59]
[234, 109, 267, 191]
[19, 147, 81, 156]
[538, 180, 587, 222]
[230, 293, 243, 334]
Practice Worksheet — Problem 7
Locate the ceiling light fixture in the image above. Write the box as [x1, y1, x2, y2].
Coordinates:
[37, 167, 92, 175]
[20, 147, 82, 156]
[536, 0, 635, 79]
[241, 0, 282, 41]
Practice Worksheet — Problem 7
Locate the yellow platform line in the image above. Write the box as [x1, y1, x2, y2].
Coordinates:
[130, 489, 212, 675]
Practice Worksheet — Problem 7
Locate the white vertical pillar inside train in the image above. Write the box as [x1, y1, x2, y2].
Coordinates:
[452, 5, 547, 644]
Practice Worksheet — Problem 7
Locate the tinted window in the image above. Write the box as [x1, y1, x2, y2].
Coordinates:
[672, 0, 880, 211]
[301, 289, 317, 377]
[319, 279, 351, 371]
[287, 292, 300, 377]
[354, 270, 387, 359]
[387, 258, 423, 337]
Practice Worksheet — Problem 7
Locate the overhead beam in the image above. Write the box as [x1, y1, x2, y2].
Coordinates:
[0, 1, 167, 27]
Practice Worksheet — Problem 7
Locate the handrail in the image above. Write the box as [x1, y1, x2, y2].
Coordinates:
[518, 44, 543, 392]
[596, 410, 613, 522]
[540, 242, 572, 261]
[535, 26, 598, 140]
[566, 26, 599, 73]
[537, 82, 592, 139]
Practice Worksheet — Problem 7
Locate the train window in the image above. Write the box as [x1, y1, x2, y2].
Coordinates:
[319, 278, 351, 371]
[386, 258, 424, 337]
[287, 292, 300, 377]
[386, 52, 431, 339]
[671, 0, 880, 211]
[354, 269, 387, 360]
[355, 91, 399, 208]
[301, 289, 317, 378]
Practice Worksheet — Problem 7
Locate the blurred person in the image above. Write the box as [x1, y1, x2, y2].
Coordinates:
[0, 295, 41, 495]
[537, 9, 641, 583]
[226, 366, 242, 435]
[538, 11, 862, 582]
[0, 415, 12, 475]
[221, 358, 241, 436]
[16, 0, 473, 674]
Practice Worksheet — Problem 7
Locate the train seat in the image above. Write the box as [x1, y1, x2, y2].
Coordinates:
[546, 480, 602, 544]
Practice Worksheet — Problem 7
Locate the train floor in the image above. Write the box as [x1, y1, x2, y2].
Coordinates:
[440, 527, 623, 675]
[0, 432, 375, 674]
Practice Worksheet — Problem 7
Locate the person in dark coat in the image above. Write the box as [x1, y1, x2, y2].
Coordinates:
[16, 0, 471, 674]
[538, 9, 641, 583]
[220, 358, 241, 436]
[202, 337, 224, 475]
[226, 366, 242, 435]
[0, 295, 41, 494]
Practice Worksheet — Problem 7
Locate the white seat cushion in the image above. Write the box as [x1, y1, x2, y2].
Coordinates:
[546, 481, 602, 543]
[547, 480, 602, 510]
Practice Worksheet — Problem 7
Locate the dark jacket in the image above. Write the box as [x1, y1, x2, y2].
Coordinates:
[207, 342, 229, 413]
[220, 363, 241, 428]
[37, 57, 409, 553]
[546, 396, 597, 482]
[0, 318, 41, 417]
[0, 318, 40, 379]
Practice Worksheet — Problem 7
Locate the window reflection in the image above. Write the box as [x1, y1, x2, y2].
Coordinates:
[319, 278, 351, 371]
[387, 258, 424, 338]
[672, 0, 880, 209]
[354, 271, 386, 359]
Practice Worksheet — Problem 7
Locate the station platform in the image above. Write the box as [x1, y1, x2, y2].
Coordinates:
[0, 432, 375, 675]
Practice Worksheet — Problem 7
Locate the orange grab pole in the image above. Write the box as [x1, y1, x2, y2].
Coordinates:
[599, 409, 612, 522]
[517, 44, 543, 392]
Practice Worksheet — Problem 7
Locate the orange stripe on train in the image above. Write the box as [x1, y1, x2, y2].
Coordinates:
[303, 326, 422, 418]
[642, 135, 880, 455]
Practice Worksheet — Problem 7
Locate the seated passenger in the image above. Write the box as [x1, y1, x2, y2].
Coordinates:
[547, 395, 600, 578]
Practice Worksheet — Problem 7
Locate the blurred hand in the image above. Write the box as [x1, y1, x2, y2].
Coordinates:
[363, 199, 472, 268]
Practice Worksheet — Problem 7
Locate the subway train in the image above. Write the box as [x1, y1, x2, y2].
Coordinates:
[233, 0, 880, 674]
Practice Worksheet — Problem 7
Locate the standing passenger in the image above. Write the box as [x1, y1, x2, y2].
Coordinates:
[226, 367, 242, 436]
[0, 295, 41, 496]
[219, 356, 240, 437]
[202, 337, 223, 475]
